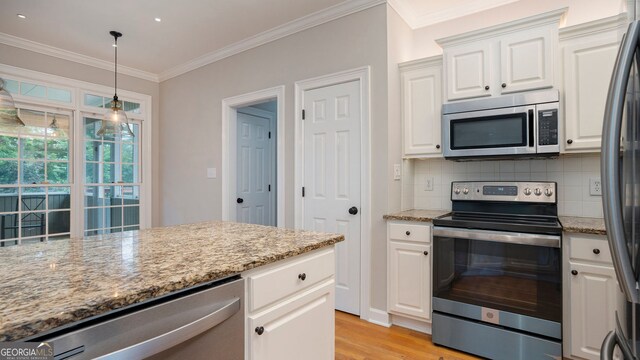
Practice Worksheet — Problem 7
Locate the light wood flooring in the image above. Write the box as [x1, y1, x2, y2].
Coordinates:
[335, 311, 479, 360]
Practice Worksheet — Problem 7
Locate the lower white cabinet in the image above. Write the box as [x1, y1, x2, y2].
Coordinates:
[243, 247, 335, 360]
[387, 221, 432, 321]
[565, 233, 624, 360]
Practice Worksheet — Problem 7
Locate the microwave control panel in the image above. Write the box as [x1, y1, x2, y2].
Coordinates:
[538, 109, 558, 146]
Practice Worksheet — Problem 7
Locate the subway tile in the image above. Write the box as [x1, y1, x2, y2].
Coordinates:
[480, 161, 497, 173]
[530, 172, 547, 181]
[564, 185, 582, 202]
[582, 201, 604, 218]
[452, 161, 467, 174]
[514, 160, 530, 173]
[499, 160, 515, 172]
[564, 201, 583, 216]
[581, 155, 601, 173]
[515, 173, 531, 181]
[530, 159, 546, 172]
[499, 173, 515, 181]
[467, 162, 482, 174]
[547, 157, 564, 172]
[564, 156, 582, 172]
[565, 172, 582, 186]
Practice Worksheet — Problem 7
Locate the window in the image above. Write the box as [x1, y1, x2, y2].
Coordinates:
[83, 116, 141, 235]
[0, 108, 71, 246]
[0, 68, 152, 245]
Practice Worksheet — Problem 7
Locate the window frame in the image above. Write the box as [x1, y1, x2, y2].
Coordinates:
[0, 65, 153, 242]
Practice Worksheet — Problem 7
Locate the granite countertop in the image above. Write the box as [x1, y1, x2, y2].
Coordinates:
[559, 216, 606, 235]
[0, 221, 343, 341]
[383, 209, 450, 222]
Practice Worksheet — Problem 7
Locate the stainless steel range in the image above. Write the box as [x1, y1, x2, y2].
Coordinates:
[432, 181, 562, 360]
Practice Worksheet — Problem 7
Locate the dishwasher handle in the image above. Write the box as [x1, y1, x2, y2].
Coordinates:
[96, 297, 241, 360]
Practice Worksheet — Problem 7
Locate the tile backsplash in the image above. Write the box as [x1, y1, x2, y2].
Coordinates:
[405, 154, 603, 218]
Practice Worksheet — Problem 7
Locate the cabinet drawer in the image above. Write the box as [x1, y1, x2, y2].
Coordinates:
[570, 237, 612, 265]
[248, 249, 334, 312]
[389, 223, 431, 243]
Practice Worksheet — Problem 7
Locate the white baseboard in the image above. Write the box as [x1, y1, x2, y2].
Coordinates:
[390, 314, 432, 334]
[366, 307, 391, 327]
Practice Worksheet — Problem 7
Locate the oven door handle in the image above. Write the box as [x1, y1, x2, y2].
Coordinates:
[433, 227, 561, 248]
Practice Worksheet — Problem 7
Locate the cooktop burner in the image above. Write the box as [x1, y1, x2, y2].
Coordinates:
[432, 181, 562, 235]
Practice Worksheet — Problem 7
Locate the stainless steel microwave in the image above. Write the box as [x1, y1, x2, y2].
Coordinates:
[442, 90, 560, 160]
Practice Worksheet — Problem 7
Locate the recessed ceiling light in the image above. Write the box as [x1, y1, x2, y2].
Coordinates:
[154, 17, 161, 22]
[17, 14, 26, 19]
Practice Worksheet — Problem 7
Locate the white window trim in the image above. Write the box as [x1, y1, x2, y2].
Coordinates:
[0, 64, 153, 238]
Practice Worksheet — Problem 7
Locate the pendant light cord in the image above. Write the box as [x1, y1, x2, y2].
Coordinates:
[114, 35, 118, 99]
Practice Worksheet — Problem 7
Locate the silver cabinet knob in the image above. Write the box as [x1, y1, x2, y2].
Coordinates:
[523, 188, 532, 196]
[534, 188, 542, 196]
[544, 189, 553, 197]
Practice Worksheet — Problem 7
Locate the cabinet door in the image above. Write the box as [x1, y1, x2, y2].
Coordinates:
[563, 35, 619, 151]
[401, 64, 442, 156]
[569, 263, 623, 360]
[249, 281, 334, 360]
[388, 241, 431, 320]
[500, 27, 554, 94]
[444, 43, 491, 101]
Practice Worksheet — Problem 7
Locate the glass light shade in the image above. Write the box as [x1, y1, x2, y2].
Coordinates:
[47, 116, 66, 138]
[97, 98, 135, 137]
[0, 78, 26, 128]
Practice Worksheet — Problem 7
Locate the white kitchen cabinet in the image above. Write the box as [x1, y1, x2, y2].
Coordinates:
[438, 9, 564, 101]
[565, 233, 625, 360]
[387, 222, 432, 321]
[249, 281, 334, 360]
[443, 43, 490, 101]
[500, 27, 554, 93]
[243, 247, 335, 360]
[560, 14, 626, 152]
[399, 57, 443, 157]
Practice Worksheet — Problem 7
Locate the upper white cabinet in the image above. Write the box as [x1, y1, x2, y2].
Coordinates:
[560, 14, 626, 152]
[400, 57, 443, 157]
[444, 43, 491, 100]
[500, 27, 554, 93]
[438, 9, 565, 101]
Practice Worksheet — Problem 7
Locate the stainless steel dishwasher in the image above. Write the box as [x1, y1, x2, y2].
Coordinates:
[33, 276, 244, 360]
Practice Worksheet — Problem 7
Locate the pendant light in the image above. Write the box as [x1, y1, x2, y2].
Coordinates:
[0, 78, 26, 128]
[97, 31, 134, 138]
[47, 115, 65, 138]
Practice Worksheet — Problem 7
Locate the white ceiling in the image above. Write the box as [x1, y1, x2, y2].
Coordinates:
[0, 0, 521, 81]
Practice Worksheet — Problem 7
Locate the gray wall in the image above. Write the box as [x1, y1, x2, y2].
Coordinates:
[0, 44, 162, 227]
[159, 4, 390, 311]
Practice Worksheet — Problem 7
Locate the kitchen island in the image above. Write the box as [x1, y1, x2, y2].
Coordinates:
[0, 221, 343, 344]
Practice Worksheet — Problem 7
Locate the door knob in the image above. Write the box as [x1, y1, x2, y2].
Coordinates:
[298, 273, 306, 281]
[255, 326, 264, 335]
[423, 251, 429, 255]
[593, 248, 600, 255]
[571, 270, 578, 276]
[348, 206, 358, 215]
[237, 198, 244, 204]
[501, 83, 507, 88]
[484, 85, 490, 90]
[567, 139, 573, 144]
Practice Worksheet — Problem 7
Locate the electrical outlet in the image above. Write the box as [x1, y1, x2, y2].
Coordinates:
[589, 177, 602, 196]
[425, 176, 434, 191]
[393, 164, 401, 180]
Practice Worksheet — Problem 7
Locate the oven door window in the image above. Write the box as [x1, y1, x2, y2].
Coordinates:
[450, 113, 528, 150]
[433, 236, 561, 322]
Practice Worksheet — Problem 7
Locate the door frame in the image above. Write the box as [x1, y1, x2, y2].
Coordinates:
[294, 66, 371, 320]
[222, 85, 285, 227]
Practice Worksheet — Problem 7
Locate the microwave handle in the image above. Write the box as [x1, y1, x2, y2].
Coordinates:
[528, 109, 534, 147]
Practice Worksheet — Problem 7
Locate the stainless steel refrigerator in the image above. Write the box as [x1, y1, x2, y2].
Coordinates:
[602, 2, 640, 359]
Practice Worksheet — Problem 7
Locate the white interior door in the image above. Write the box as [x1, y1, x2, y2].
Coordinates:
[237, 111, 274, 226]
[303, 80, 361, 315]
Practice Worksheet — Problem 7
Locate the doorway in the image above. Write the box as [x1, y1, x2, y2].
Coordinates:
[236, 102, 276, 226]
[221, 86, 285, 227]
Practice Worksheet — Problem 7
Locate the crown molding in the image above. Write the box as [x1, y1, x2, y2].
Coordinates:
[158, 0, 385, 81]
[559, 12, 628, 40]
[386, 0, 417, 28]
[436, 7, 568, 47]
[0, 32, 159, 83]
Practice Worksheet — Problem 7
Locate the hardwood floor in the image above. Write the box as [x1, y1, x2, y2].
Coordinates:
[335, 311, 479, 360]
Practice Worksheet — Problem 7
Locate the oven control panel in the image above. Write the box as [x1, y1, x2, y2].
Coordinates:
[451, 181, 556, 203]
